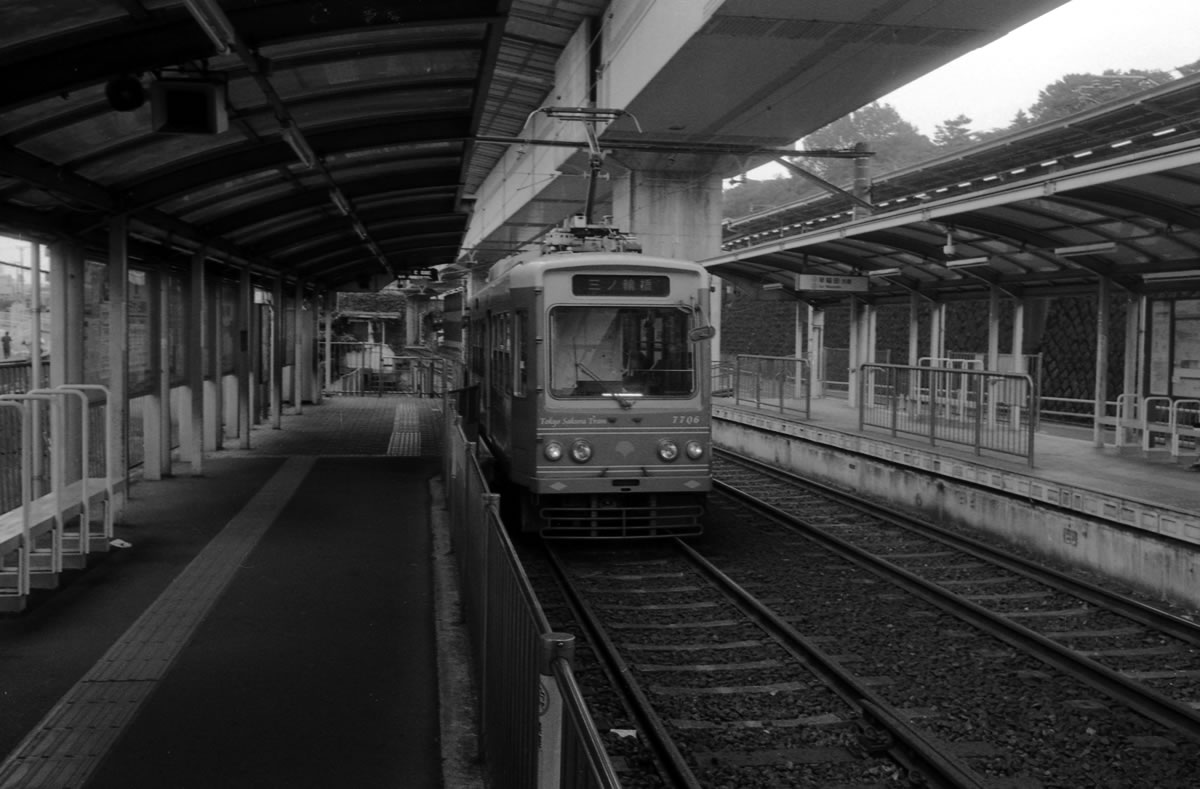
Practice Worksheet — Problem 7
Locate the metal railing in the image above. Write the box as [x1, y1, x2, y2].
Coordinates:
[723, 354, 811, 419]
[0, 392, 107, 514]
[0, 358, 49, 395]
[327, 344, 454, 397]
[859, 363, 1037, 465]
[711, 360, 734, 397]
[441, 404, 621, 789]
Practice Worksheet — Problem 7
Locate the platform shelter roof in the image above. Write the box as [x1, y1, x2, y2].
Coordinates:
[709, 72, 1200, 306]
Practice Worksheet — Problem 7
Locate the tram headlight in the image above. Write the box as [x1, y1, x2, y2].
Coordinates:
[570, 439, 593, 463]
[544, 441, 564, 461]
[657, 439, 679, 462]
[685, 440, 705, 460]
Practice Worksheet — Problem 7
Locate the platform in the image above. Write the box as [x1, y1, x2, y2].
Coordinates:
[0, 396, 475, 789]
[716, 394, 1200, 522]
[714, 394, 1200, 609]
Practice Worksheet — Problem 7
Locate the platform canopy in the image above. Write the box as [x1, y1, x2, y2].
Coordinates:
[709, 73, 1200, 305]
[0, 0, 1067, 291]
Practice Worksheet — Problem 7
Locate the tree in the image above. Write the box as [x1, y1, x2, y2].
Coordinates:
[800, 102, 936, 180]
[933, 114, 976, 151]
[1010, 108, 1034, 131]
[722, 174, 820, 219]
[722, 102, 937, 219]
[1027, 69, 1174, 124]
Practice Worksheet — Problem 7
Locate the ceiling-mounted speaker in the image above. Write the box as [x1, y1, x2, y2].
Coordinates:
[150, 79, 228, 134]
[105, 75, 146, 112]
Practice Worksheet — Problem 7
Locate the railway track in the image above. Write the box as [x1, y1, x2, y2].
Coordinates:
[540, 541, 984, 788]
[705, 449, 1200, 786]
[520, 452, 1200, 787]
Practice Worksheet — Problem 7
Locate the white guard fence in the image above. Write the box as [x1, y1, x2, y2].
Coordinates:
[441, 406, 622, 789]
[860, 362, 1037, 465]
[327, 343, 450, 396]
[1, 385, 115, 611]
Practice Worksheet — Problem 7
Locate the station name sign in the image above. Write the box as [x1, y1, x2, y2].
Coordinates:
[795, 274, 868, 293]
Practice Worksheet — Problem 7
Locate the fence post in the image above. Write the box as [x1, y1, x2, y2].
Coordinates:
[733, 355, 743, 407]
[889, 367, 900, 438]
[537, 632, 576, 789]
[754, 357, 763, 409]
[973, 374, 984, 456]
[930, 369, 939, 446]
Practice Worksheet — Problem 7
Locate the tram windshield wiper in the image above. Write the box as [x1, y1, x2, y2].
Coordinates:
[576, 362, 636, 409]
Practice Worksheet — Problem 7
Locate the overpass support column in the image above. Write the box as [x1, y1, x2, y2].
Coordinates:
[610, 169, 723, 262]
[610, 168, 724, 363]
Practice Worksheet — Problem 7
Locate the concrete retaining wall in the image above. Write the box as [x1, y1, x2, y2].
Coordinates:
[714, 416, 1200, 610]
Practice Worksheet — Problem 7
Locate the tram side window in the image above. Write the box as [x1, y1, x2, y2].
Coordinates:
[469, 317, 485, 381]
[491, 313, 513, 395]
[514, 310, 528, 397]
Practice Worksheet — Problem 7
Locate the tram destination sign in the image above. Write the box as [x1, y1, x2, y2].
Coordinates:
[573, 274, 670, 296]
[795, 274, 868, 293]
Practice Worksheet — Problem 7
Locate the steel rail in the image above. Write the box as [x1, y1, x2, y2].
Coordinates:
[714, 479, 1200, 744]
[672, 539, 989, 789]
[542, 544, 704, 789]
[717, 449, 1200, 647]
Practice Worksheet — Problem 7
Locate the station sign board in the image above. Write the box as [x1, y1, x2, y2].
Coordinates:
[795, 274, 868, 293]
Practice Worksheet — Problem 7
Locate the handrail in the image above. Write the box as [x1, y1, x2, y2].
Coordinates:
[859, 362, 1036, 465]
[59, 384, 114, 529]
[732, 354, 810, 418]
[0, 392, 62, 587]
[440, 400, 621, 788]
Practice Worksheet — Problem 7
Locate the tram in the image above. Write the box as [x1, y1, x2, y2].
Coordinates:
[467, 216, 715, 537]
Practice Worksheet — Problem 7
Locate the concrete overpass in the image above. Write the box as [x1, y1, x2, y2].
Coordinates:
[462, 0, 1070, 267]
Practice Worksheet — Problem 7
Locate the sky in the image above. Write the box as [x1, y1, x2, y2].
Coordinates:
[882, 0, 1200, 137]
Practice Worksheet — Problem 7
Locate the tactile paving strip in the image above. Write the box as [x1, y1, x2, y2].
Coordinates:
[0, 457, 316, 789]
[386, 398, 442, 457]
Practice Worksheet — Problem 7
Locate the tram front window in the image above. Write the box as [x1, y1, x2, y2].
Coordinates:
[550, 306, 695, 398]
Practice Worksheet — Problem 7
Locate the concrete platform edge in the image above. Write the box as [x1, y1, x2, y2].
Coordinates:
[431, 476, 486, 789]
